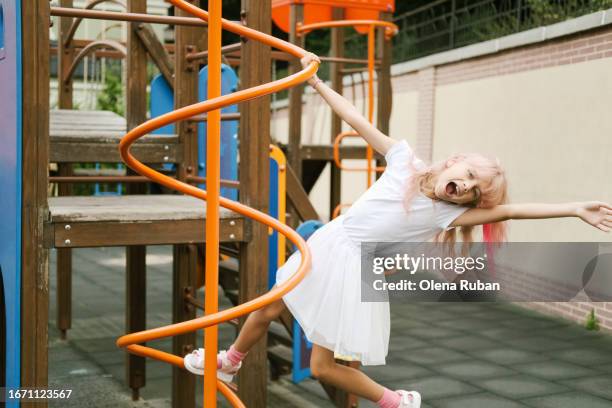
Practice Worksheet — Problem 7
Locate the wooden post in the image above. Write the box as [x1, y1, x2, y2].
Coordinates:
[172, 243, 198, 408]
[58, 0, 74, 108]
[376, 12, 393, 136]
[56, 0, 74, 340]
[172, 2, 205, 407]
[287, 4, 304, 181]
[238, 0, 271, 406]
[329, 7, 344, 219]
[21, 1, 50, 406]
[125, 0, 148, 401]
[376, 12, 393, 174]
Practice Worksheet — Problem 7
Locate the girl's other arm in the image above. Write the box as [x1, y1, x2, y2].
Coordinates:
[301, 53, 396, 156]
[451, 201, 612, 232]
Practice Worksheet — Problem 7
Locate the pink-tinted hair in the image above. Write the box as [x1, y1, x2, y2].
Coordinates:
[404, 152, 508, 252]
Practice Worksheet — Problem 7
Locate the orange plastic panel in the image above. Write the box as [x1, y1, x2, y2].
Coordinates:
[272, 4, 332, 34]
[272, 0, 394, 34]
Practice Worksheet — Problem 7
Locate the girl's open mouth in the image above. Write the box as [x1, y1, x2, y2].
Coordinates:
[446, 181, 458, 196]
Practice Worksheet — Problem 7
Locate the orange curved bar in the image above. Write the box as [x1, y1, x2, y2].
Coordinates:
[116, 0, 316, 407]
[297, 19, 398, 39]
[333, 131, 385, 172]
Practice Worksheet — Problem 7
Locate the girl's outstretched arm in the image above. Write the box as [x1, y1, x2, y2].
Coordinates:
[301, 53, 396, 155]
[451, 201, 612, 232]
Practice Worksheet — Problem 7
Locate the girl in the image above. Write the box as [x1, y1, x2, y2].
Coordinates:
[185, 53, 612, 408]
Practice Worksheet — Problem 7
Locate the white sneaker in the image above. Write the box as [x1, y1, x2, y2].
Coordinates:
[398, 390, 421, 408]
[183, 348, 241, 382]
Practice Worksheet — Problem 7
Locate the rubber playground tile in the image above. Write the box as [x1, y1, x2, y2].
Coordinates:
[597, 363, 612, 374]
[477, 375, 567, 399]
[552, 348, 612, 366]
[400, 325, 463, 340]
[429, 392, 528, 408]
[570, 335, 612, 352]
[363, 362, 434, 382]
[512, 360, 600, 381]
[559, 375, 612, 400]
[390, 318, 431, 331]
[523, 391, 612, 408]
[497, 335, 575, 352]
[434, 317, 500, 332]
[498, 317, 568, 331]
[431, 360, 515, 380]
[400, 347, 470, 366]
[408, 309, 461, 323]
[387, 376, 479, 400]
[478, 327, 536, 341]
[468, 348, 550, 366]
[542, 326, 605, 341]
[387, 335, 430, 352]
[431, 335, 500, 352]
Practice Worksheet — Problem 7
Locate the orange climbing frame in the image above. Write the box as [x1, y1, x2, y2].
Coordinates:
[297, 20, 397, 217]
[116, 1, 316, 407]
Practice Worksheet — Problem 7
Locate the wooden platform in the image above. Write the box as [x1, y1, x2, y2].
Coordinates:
[45, 195, 246, 248]
[50, 109, 181, 163]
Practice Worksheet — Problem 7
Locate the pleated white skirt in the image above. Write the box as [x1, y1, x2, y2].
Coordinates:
[276, 216, 390, 366]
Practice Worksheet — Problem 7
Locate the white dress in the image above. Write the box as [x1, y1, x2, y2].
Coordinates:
[275, 141, 469, 365]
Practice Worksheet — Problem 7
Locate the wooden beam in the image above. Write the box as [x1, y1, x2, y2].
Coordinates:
[376, 12, 393, 135]
[125, 0, 148, 401]
[329, 7, 344, 219]
[56, 0, 75, 341]
[286, 163, 319, 221]
[134, 22, 175, 87]
[58, 0, 74, 108]
[238, 0, 271, 405]
[287, 4, 304, 181]
[376, 12, 393, 176]
[172, 2, 206, 407]
[21, 1, 50, 404]
[50, 137, 181, 163]
[44, 218, 245, 248]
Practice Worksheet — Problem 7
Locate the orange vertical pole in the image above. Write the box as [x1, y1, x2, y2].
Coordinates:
[205, 0, 222, 406]
[366, 25, 376, 187]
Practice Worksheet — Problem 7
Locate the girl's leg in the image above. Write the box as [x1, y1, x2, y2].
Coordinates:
[231, 298, 286, 353]
[310, 344, 385, 402]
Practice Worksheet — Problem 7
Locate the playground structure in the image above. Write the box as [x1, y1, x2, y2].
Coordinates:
[1, 0, 395, 407]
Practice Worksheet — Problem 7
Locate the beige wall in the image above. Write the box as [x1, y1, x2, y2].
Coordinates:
[433, 58, 612, 242]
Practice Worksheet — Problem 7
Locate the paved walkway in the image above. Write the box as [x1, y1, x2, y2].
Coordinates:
[49, 246, 612, 407]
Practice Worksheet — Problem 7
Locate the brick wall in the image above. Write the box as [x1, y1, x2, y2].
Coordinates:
[436, 27, 612, 86]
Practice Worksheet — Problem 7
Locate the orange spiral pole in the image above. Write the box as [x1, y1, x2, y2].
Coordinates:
[116, 1, 317, 406]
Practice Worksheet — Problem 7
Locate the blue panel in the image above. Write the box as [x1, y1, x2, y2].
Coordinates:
[291, 220, 323, 383]
[149, 65, 239, 199]
[0, 4, 5, 53]
[198, 64, 238, 200]
[268, 158, 279, 289]
[149, 74, 175, 135]
[292, 319, 313, 383]
[0, 0, 22, 403]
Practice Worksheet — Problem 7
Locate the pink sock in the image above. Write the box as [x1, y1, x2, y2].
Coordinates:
[377, 387, 401, 408]
[227, 345, 247, 365]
